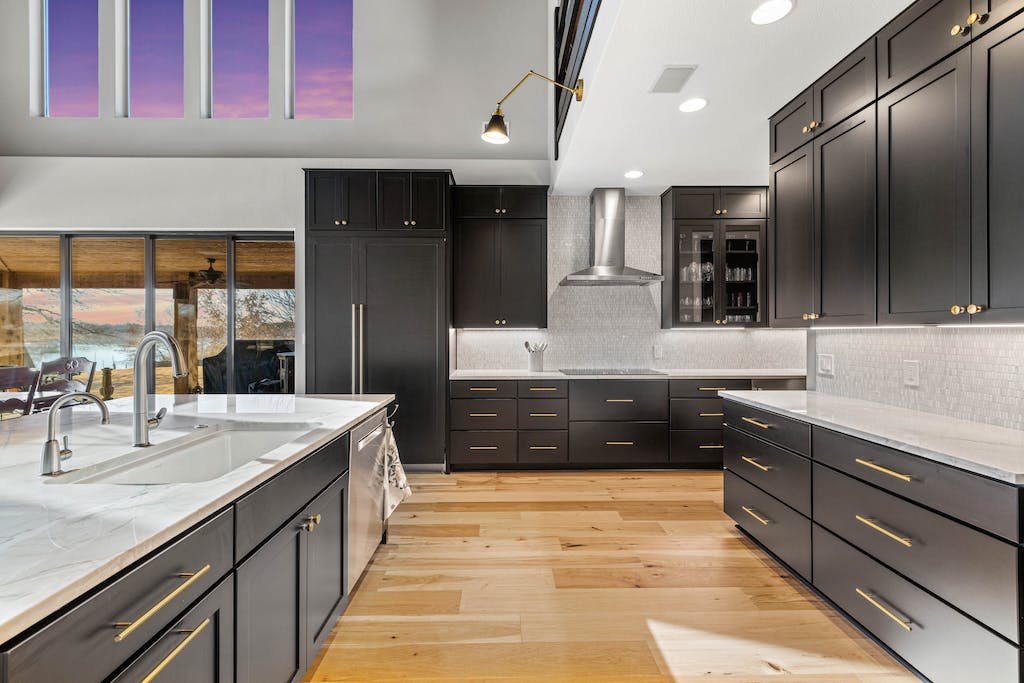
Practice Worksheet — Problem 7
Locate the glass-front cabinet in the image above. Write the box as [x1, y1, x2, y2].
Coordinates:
[666, 220, 766, 327]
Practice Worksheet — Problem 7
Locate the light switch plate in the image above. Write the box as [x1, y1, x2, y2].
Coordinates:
[816, 353, 835, 377]
[903, 360, 920, 387]
[652, 344, 663, 360]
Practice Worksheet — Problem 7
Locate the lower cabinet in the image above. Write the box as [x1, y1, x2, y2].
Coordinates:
[568, 421, 669, 466]
[723, 470, 811, 579]
[111, 575, 234, 683]
[237, 472, 349, 683]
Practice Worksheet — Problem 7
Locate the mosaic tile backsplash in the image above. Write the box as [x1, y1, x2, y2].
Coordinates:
[455, 195, 807, 370]
[810, 327, 1024, 431]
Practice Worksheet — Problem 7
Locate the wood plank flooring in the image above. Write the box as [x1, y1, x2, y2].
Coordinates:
[304, 471, 917, 682]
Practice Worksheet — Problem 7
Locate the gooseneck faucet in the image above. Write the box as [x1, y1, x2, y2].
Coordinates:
[41, 392, 110, 476]
[133, 331, 188, 447]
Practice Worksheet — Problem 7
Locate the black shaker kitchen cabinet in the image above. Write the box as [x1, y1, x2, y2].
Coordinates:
[812, 106, 877, 326]
[720, 188, 768, 218]
[768, 144, 814, 327]
[499, 219, 547, 327]
[306, 236, 447, 465]
[452, 219, 499, 327]
[970, 0, 1024, 37]
[878, 52, 971, 324]
[812, 39, 876, 135]
[669, 187, 720, 218]
[305, 170, 376, 231]
[453, 186, 548, 219]
[969, 11, 1024, 322]
[377, 171, 450, 231]
[666, 187, 766, 219]
[769, 88, 814, 163]
[236, 473, 349, 683]
[877, 0, 971, 95]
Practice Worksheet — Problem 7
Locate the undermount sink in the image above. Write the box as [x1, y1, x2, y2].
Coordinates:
[49, 422, 318, 485]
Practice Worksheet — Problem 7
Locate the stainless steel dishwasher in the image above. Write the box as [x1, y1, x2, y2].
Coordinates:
[347, 409, 388, 592]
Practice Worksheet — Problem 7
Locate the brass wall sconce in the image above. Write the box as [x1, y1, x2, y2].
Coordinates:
[482, 70, 584, 144]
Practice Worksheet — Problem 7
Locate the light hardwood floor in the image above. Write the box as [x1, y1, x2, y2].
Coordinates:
[304, 471, 918, 682]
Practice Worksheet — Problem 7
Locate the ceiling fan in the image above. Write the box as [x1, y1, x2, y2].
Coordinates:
[189, 258, 225, 287]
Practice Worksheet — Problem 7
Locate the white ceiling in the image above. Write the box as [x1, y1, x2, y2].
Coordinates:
[551, 0, 916, 195]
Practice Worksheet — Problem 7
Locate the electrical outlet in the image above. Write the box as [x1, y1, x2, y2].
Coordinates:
[816, 353, 835, 378]
[903, 360, 920, 387]
[652, 344, 664, 360]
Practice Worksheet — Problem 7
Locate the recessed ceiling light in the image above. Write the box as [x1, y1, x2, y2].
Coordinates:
[751, 0, 794, 25]
[624, 170, 644, 179]
[678, 97, 708, 113]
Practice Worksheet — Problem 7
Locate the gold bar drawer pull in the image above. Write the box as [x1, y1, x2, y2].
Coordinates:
[605, 398, 634, 403]
[469, 446, 499, 451]
[529, 387, 558, 391]
[741, 455, 770, 471]
[113, 564, 212, 642]
[606, 441, 634, 446]
[855, 458, 912, 482]
[529, 446, 558, 451]
[741, 506, 770, 525]
[469, 387, 498, 391]
[698, 387, 727, 391]
[529, 413, 558, 417]
[698, 444, 724, 450]
[856, 515, 913, 547]
[741, 416, 771, 429]
[698, 412, 724, 417]
[855, 588, 913, 631]
[469, 413, 498, 417]
[140, 618, 212, 683]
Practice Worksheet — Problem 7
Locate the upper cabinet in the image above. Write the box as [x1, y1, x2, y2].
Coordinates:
[669, 187, 767, 219]
[877, 0, 971, 95]
[452, 186, 548, 219]
[768, 148, 814, 327]
[812, 39, 876, 134]
[452, 186, 548, 329]
[769, 89, 814, 163]
[304, 169, 451, 232]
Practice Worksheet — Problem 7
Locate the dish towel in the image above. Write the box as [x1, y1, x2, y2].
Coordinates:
[384, 421, 412, 519]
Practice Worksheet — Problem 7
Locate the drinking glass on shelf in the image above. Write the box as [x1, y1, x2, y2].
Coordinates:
[703, 296, 714, 307]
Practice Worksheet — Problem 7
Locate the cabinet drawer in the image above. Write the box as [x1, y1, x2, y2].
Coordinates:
[813, 38, 876, 133]
[769, 88, 813, 163]
[449, 431, 517, 465]
[450, 380, 517, 398]
[813, 525, 1019, 683]
[235, 434, 349, 562]
[812, 427, 1019, 542]
[670, 398, 725, 429]
[450, 398, 517, 430]
[570, 380, 668, 421]
[2, 509, 234, 683]
[813, 463, 1018, 642]
[877, 0, 971, 95]
[670, 430, 725, 468]
[725, 427, 811, 517]
[723, 401, 810, 456]
[518, 399, 569, 430]
[670, 378, 751, 397]
[517, 379, 568, 398]
[518, 430, 569, 465]
[569, 422, 668, 466]
[724, 471, 810, 579]
[111, 574, 234, 683]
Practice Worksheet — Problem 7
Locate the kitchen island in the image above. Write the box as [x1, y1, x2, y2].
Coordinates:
[0, 392, 393, 683]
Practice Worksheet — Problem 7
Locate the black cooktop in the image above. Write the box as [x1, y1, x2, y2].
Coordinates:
[559, 369, 665, 376]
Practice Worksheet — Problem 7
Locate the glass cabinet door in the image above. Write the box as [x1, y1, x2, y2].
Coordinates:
[721, 223, 764, 325]
[675, 222, 717, 325]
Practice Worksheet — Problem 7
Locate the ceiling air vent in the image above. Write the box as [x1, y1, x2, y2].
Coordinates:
[650, 66, 696, 94]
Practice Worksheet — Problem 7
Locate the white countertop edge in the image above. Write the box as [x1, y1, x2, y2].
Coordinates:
[0, 393, 394, 645]
[719, 391, 1024, 485]
[449, 368, 807, 380]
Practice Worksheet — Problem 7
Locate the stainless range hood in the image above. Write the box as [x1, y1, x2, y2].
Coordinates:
[559, 188, 664, 286]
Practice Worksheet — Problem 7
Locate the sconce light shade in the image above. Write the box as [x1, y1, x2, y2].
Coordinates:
[481, 108, 510, 144]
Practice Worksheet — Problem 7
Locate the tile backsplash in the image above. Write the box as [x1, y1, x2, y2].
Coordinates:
[810, 327, 1024, 430]
[455, 195, 807, 370]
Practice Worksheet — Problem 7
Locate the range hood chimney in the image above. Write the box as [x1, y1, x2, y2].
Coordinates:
[559, 188, 664, 286]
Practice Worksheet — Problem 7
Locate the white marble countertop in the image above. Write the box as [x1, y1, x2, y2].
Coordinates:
[0, 393, 393, 646]
[450, 368, 807, 380]
[720, 390, 1024, 485]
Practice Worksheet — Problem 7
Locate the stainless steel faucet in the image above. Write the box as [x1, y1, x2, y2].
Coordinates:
[41, 392, 110, 476]
[133, 331, 188, 447]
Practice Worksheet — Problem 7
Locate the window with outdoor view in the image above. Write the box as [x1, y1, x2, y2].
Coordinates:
[234, 241, 296, 393]
[294, 0, 354, 119]
[129, 0, 185, 117]
[46, 0, 100, 117]
[212, 0, 269, 118]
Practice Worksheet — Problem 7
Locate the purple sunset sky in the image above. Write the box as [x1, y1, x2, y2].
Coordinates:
[47, 0, 99, 117]
[48, 0, 354, 119]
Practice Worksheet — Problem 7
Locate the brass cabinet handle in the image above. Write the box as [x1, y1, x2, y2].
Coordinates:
[698, 444, 724, 449]
[529, 413, 558, 417]
[950, 304, 966, 315]
[501, 208, 508, 214]
[403, 220, 410, 226]
[950, 23, 968, 36]
[341, 219, 347, 225]
[528, 446, 558, 450]
[741, 416, 771, 429]
[855, 588, 913, 631]
[698, 387, 727, 391]
[808, 120, 819, 129]
[721, 208, 728, 214]
[968, 11, 984, 24]
[501, 319, 507, 325]
[714, 209, 722, 215]
[802, 125, 810, 134]
[855, 458, 912, 482]
[113, 565, 212, 642]
[606, 441, 634, 446]
[966, 304, 985, 315]
[856, 515, 913, 547]
[741, 506, 770, 525]
[302, 513, 323, 532]
[494, 208, 501, 214]
[605, 398, 634, 403]
[528, 387, 558, 392]
[494, 319, 501, 325]
[802, 313, 821, 321]
[469, 387, 498, 391]
[411, 220, 417, 226]
[334, 219, 340, 225]
[469, 413, 498, 417]
[741, 455, 770, 471]
[139, 617, 212, 683]
[698, 412, 724, 417]
[469, 446, 498, 451]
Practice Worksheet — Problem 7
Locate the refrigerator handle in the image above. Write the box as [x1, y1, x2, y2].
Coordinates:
[359, 304, 365, 394]
[351, 304, 357, 394]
